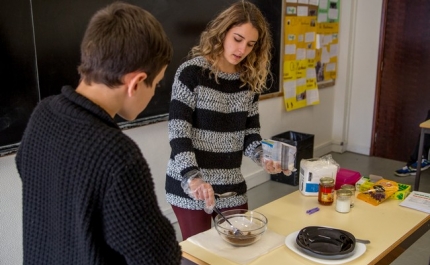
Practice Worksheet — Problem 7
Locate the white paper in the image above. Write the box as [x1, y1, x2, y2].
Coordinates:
[309, 0, 319, 6]
[329, 8, 339, 20]
[286, 6, 297, 15]
[323, 34, 333, 45]
[297, 6, 309, 16]
[307, 49, 316, 59]
[307, 67, 316, 78]
[296, 48, 306, 60]
[305, 32, 315, 43]
[322, 47, 330, 63]
[298, 0, 309, 4]
[286, 0, 298, 3]
[326, 62, 336, 72]
[399, 191, 430, 214]
[285, 44, 296, 55]
[306, 89, 319, 105]
[330, 44, 338, 57]
[319, 0, 328, 8]
[283, 80, 296, 98]
[318, 12, 328, 23]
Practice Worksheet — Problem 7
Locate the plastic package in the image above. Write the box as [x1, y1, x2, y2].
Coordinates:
[261, 139, 297, 171]
[299, 154, 340, 196]
[357, 178, 399, 206]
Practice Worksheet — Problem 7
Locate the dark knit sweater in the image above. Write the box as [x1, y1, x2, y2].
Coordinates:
[16, 86, 181, 265]
[165, 56, 262, 210]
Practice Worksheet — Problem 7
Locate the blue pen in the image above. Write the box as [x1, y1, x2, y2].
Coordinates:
[306, 207, 320, 215]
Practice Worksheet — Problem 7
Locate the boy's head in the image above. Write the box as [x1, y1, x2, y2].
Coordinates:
[78, 2, 173, 88]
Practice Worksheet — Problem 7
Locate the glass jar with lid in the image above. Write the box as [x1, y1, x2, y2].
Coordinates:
[340, 184, 356, 208]
[318, 177, 335, 205]
[336, 189, 353, 213]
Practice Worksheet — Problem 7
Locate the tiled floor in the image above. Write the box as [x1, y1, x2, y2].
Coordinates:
[176, 152, 430, 264]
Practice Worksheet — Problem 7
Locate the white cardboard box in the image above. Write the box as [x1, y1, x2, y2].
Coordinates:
[299, 159, 338, 196]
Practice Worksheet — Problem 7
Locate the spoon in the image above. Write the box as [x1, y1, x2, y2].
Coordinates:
[213, 206, 244, 236]
[214, 192, 237, 199]
[213, 192, 243, 236]
[356, 239, 371, 244]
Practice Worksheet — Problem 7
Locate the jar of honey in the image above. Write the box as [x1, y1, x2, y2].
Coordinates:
[318, 177, 335, 205]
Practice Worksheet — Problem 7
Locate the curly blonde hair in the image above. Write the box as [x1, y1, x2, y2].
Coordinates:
[189, 1, 273, 93]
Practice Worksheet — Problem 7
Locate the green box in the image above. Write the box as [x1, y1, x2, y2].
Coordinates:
[389, 183, 411, 201]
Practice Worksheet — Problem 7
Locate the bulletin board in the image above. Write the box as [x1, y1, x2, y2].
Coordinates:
[282, 0, 340, 111]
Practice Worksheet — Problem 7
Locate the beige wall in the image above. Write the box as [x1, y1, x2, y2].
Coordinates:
[0, 1, 383, 264]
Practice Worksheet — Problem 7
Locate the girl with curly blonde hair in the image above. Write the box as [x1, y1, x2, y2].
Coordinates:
[166, 1, 283, 240]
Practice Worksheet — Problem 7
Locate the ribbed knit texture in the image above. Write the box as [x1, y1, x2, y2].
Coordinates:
[165, 56, 262, 210]
[15, 86, 182, 265]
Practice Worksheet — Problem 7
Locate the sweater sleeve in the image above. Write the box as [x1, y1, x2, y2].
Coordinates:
[168, 64, 200, 178]
[102, 159, 182, 265]
[243, 92, 263, 158]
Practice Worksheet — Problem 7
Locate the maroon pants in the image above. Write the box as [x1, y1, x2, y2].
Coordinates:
[172, 203, 248, 240]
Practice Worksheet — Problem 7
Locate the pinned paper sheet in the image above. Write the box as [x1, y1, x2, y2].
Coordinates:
[307, 49, 316, 59]
[330, 43, 338, 57]
[297, 6, 309, 16]
[306, 88, 320, 105]
[284, 80, 297, 98]
[329, 8, 339, 20]
[285, 44, 296, 55]
[318, 12, 328, 23]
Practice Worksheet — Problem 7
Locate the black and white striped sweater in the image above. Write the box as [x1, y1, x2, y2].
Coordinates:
[165, 56, 262, 210]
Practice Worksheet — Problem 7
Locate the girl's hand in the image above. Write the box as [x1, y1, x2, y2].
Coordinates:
[185, 177, 215, 214]
[262, 158, 282, 174]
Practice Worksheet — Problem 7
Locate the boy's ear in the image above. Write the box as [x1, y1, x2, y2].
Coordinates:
[125, 72, 147, 97]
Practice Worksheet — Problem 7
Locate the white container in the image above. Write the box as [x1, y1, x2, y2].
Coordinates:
[299, 158, 338, 196]
[340, 184, 356, 208]
[336, 189, 352, 213]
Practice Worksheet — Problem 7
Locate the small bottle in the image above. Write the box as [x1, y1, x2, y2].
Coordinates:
[318, 177, 335, 205]
[336, 189, 353, 213]
[340, 184, 356, 208]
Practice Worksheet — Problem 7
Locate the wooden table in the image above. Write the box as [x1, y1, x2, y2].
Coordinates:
[181, 190, 430, 265]
[414, 119, 430, 191]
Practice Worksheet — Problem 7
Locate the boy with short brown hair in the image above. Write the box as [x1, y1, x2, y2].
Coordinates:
[16, 2, 181, 264]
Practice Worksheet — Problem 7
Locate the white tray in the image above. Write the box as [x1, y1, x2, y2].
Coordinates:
[285, 231, 366, 264]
